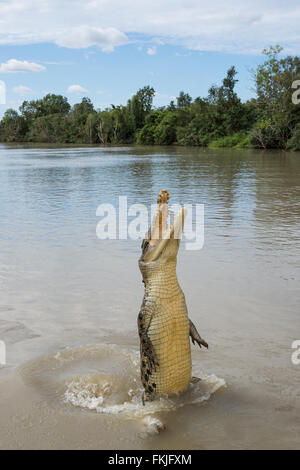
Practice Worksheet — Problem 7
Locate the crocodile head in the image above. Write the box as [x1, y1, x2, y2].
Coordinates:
[139, 190, 186, 265]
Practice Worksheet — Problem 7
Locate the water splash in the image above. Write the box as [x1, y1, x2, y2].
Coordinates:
[20, 344, 225, 433]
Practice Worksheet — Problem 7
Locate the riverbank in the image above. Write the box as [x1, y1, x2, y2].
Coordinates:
[0, 139, 299, 152]
[1, 48, 300, 152]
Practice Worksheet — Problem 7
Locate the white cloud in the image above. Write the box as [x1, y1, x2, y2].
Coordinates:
[0, 59, 45, 73]
[0, 1, 299, 54]
[56, 26, 128, 52]
[147, 46, 157, 56]
[67, 84, 89, 94]
[13, 85, 35, 94]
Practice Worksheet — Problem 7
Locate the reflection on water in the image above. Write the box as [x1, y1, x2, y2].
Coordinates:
[1, 145, 299, 242]
[0, 144, 300, 449]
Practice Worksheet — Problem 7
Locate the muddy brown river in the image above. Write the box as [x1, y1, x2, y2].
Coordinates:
[0, 144, 299, 449]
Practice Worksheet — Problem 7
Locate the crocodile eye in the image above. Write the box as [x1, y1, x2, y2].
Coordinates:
[152, 383, 156, 388]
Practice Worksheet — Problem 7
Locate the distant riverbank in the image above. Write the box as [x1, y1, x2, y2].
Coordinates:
[1, 46, 300, 152]
[1, 139, 299, 152]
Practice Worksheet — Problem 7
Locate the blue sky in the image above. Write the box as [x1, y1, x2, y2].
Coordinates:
[0, 0, 299, 116]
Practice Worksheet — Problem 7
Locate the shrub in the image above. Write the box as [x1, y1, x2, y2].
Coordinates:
[208, 132, 253, 148]
[287, 124, 300, 151]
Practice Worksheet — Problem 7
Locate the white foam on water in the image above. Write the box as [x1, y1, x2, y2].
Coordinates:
[142, 415, 167, 435]
[20, 344, 225, 434]
[63, 350, 225, 420]
[64, 370, 225, 415]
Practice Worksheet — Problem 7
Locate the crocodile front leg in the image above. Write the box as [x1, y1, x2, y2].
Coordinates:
[189, 319, 208, 349]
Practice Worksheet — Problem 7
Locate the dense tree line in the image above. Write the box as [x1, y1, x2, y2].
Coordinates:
[1, 47, 299, 150]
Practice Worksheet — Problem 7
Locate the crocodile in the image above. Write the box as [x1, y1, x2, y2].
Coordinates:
[138, 190, 208, 401]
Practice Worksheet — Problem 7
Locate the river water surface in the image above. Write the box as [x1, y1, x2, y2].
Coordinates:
[0, 144, 299, 449]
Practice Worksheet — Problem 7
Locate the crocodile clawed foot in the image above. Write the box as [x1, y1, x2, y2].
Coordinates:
[189, 320, 208, 350]
[190, 376, 201, 384]
[192, 337, 208, 349]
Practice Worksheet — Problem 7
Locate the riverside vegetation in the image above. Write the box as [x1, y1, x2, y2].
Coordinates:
[1, 46, 300, 150]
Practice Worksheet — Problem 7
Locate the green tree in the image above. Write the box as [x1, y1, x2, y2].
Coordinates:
[0, 109, 27, 142]
[253, 45, 300, 148]
[153, 111, 177, 145]
[176, 91, 192, 108]
[28, 114, 70, 143]
[127, 86, 155, 131]
[136, 110, 164, 145]
[97, 110, 115, 144]
[207, 66, 250, 136]
[287, 123, 300, 151]
[71, 97, 94, 118]
[69, 98, 96, 143]
[1, 54, 299, 150]
[85, 113, 100, 144]
[19, 94, 70, 121]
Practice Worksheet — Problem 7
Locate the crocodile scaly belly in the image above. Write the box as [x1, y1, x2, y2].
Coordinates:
[141, 294, 191, 398]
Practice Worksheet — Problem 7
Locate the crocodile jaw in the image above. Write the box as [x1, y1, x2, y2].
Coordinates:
[143, 207, 187, 263]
